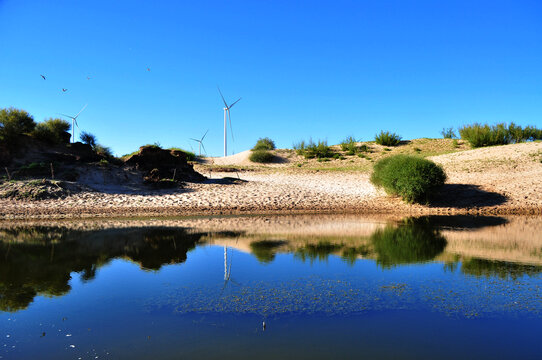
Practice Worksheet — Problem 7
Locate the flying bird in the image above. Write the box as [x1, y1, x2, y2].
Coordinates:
[40, 74, 46, 80]
[62, 88, 67, 92]
[146, 67, 150, 72]
[87, 76, 92, 80]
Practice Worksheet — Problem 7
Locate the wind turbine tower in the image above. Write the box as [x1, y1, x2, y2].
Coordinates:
[59, 104, 87, 143]
[218, 87, 241, 157]
[190, 129, 209, 156]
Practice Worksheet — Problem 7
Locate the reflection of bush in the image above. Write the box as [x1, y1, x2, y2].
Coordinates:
[0, 226, 205, 312]
[295, 242, 342, 263]
[249, 240, 285, 263]
[461, 259, 542, 280]
[371, 219, 447, 268]
[341, 245, 371, 265]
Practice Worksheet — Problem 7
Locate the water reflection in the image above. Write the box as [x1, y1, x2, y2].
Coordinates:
[0, 227, 210, 312]
[371, 217, 447, 268]
[1, 215, 542, 313]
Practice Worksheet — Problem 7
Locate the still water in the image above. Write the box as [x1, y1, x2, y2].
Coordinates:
[1, 215, 542, 359]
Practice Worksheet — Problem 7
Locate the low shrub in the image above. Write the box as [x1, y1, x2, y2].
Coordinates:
[94, 144, 113, 159]
[249, 150, 274, 163]
[459, 122, 542, 148]
[375, 131, 401, 146]
[80, 131, 97, 148]
[305, 139, 333, 159]
[340, 136, 358, 154]
[253, 137, 275, 150]
[0, 107, 36, 148]
[359, 144, 369, 152]
[169, 148, 196, 161]
[32, 118, 71, 145]
[293, 139, 333, 158]
[370, 155, 446, 203]
[441, 127, 456, 139]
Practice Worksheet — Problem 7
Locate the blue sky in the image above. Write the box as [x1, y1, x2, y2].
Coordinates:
[1, 0, 541, 156]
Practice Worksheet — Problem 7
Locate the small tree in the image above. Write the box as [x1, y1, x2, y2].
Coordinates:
[253, 137, 276, 150]
[32, 118, 71, 145]
[0, 107, 36, 147]
[80, 131, 97, 149]
[441, 127, 456, 139]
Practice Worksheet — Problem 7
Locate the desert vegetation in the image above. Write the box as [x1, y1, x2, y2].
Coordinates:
[370, 155, 447, 203]
[459, 122, 542, 148]
[252, 137, 276, 151]
[375, 131, 402, 146]
[293, 139, 334, 159]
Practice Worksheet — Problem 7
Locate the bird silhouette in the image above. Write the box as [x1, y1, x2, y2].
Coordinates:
[40, 74, 46, 80]
[146, 67, 150, 72]
[62, 88, 67, 92]
[87, 76, 92, 80]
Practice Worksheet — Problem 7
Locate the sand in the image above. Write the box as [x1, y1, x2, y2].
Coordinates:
[1, 142, 541, 219]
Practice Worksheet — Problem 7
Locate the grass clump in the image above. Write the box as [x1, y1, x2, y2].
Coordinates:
[441, 127, 457, 139]
[459, 122, 542, 148]
[370, 155, 446, 203]
[375, 131, 401, 146]
[295, 139, 334, 159]
[252, 137, 275, 151]
[340, 136, 358, 155]
[249, 150, 274, 163]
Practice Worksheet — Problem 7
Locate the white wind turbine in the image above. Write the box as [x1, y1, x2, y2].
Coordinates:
[59, 104, 87, 143]
[218, 87, 241, 157]
[190, 129, 209, 157]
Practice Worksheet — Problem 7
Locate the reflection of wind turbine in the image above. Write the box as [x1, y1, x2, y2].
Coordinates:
[59, 104, 87, 143]
[190, 129, 209, 156]
[217, 87, 241, 157]
[221, 246, 239, 295]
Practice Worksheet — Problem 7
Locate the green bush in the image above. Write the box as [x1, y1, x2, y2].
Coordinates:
[375, 131, 401, 146]
[80, 131, 97, 148]
[340, 136, 358, 154]
[0, 107, 36, 147]
[370, 155, 446, 203]
[459, 122, 542, 148]
[359, 144, 369, 152]
[293, 140, 306, 155]
[252, 137, 276, 150]
[249, 150, 274, 163]
[441, 127, 456, 139]
[32, 118, 71, 145]
[94, 144, 113, 159]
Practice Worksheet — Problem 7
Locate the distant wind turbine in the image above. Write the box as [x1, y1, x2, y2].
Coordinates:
[59, 104, 87, 143]
[217, 87, 241, 157]
[190, 129, 209, 157]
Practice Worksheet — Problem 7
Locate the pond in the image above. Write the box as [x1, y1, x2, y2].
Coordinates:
[1, 215, 542, 359]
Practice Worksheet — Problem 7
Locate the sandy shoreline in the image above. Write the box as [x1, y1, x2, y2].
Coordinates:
[1, 142, 541, 219]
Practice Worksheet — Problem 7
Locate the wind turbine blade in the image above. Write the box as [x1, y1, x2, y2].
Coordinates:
[201, 142, 207, 155]
[228, 98, 241, 109]
[59, 113, 75, 119]
[74, 119, 80, 129]
[228, 110, 234, 141]
[74, 104, 88, 119]
[189, 138, 200, 142]
[217, 86, 228, 108]
[201, 129, 209, 141]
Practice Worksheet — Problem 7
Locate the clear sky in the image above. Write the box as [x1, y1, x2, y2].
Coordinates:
[1, 0, 541, 156]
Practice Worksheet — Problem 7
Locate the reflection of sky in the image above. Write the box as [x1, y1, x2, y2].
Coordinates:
[2, 244, 542, 359]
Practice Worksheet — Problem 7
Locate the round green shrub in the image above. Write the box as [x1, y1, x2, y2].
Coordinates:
[249, 150, 275, 163]
[375, 131, 402, 146]
[370, 155, 446, 203]
[252, 137, 276, 150]
[32, 118, 71, 145]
